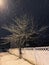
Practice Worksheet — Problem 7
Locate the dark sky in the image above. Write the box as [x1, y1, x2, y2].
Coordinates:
[0, 0, 49, 46]
[0, 0, 49, 28]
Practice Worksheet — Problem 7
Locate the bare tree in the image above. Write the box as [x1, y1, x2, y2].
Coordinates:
[2, 14, 49, 58]
[2, 15, 35, 58]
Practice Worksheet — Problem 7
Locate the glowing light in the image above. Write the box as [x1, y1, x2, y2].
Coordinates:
[0, 0, 4, 6]
[0, 0, 5, 9]
[0, 0, 8, 12]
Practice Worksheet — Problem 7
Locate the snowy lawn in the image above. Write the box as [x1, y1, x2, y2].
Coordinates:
[0, 47, 49, 65]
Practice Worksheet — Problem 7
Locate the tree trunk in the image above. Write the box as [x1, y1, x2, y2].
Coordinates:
[19, 37, 22, 59]
[19, 46, 22, 59]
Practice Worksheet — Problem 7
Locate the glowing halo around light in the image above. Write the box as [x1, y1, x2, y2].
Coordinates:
[0, 0, 8, 12]
[0, 0, 4, 6]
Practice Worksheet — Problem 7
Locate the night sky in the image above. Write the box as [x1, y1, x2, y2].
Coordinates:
[0, 0, 49, 26]
[0, 0, 49, 46]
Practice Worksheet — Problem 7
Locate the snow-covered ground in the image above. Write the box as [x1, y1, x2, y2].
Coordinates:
[23, 48, 49, 65]
[0, 47, 49, 65]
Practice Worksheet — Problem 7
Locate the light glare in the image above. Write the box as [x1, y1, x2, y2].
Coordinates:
[0, 0, 8, 13]
[0, 0, 5, 8]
